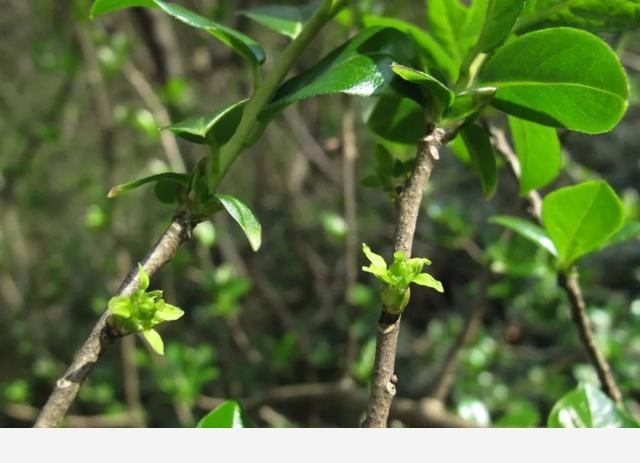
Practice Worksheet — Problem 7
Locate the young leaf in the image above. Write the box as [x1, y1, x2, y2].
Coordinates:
[390, 64, 454, 118]
[197, 400, 254, 428]
[519, 0, 640, 33]
[459, 124, 497, 198]
[542, 180, 625, 268]
[108, 295, 133, 318]
[473, 0, 525, 53]
[548, 383, 639, 428]
[214, 194, 262, 251]
[412, 273, 444, 293]
[107, 172, 189, 198]
[442, 87, 496, 124]
[366, 95, 425, 145]
[361, 15, 459, 84]
[477, 27, 628, 134]
[91, 1, 265, 65]
[508, 116, 561, 195]
[153, 301, 184, 322]
[263, 27, 417, 117]
[490, 215, 558, 256]
[167, 100, 246, 145]
[138, 263, 150, 291]
[362, 243, 387, 272]
[143, 329, 165, 355]
[239, 3, 317, 39]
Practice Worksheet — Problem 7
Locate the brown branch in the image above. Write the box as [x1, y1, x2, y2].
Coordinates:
[34, 212, 193, 428]
[491, 126, 623, 407]
[362, 127, 446, 428]
[198, 380, 475, 428]
[558, 271, 623, 405]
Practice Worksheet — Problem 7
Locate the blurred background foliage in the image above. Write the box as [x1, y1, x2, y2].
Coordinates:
[1, 0, 639, 427]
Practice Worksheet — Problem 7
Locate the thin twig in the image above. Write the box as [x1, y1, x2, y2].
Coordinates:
[491, 126, 624, 406]
[34, 212, 193, 428]
[362, 127, 446, 428]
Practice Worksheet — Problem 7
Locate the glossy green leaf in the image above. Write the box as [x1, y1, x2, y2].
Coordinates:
[215, 194, 262, 251]
[108, 295, 133, 318]
[153, 302, 184, 322]
[107, 172, 189, 198]
[239, 3, 317, 39]
[362, 243, 388, 280]
[478, 28, 628, 134]
[138, 263, 150, 291]
[197, 400, 254, 428]
[366, 95, 425, 145]
[542, 180, 625, 267]
[520, 0, 640, 33]
[474, 0, 525, 53]
[548, 383, 639, 428]
[391, 64, 453, 118]
[91, 0, 265, 65]
[426, 0, 468, 67]
[442, 87, 496, 124]
[460, 124, 497, 198]
[90, 0, 155, 17]
[361, 15, 459, 83]
[264, 27, 417, 117]
[167, 100, 246, 145]
[143, 329, 164, 355]
[508, 116, 561, 194]
[606, 221, 640, 247]
[490, 215, 558, 256]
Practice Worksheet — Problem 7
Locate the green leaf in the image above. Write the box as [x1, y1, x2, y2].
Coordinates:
[542, 180, 625, 267]
[606, 221, 640, 247]
[519, 0, 640, 33]
[474, 0, 526, 53]
[239, 3, 317, 39]
[215, 194, 262, 251]
[108, 295, 133, 318]
[459, 124, 497, 198]
[362, 243, 388, 278]
[90, 0, 155, 18]
[167, 100, 246, 145]
[153, 301, 184, 322]
[361, 15, 459, 83]
[143, 329, 165, 355]
[138, 263, 150, 291]
[366, 95, 425, 145]
[197, 400, 254, 428]
[548, 383, 639, 428]
[264, 27, 417, 117]
[426, 0, 468, 67]
[412, 273, 444, 293]
[390, 63, 454, 118]
[442, 87, 496, 124]
[508, 116, 561, 194]
[91, 1, 264, 65]
[477, 27, 629, 134]
[490, 215, 558, 256]
[107, 172, 189, 198]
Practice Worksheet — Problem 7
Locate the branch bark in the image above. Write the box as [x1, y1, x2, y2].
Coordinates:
[362, 127, 446, 428]
[491, 126, 623, 406]
[34, 212, 193, 428]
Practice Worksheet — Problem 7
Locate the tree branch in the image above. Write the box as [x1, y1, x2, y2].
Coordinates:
[34, 211, 193, 428]
[362, 127, 446, 428]
[491, 126, 623, 406]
